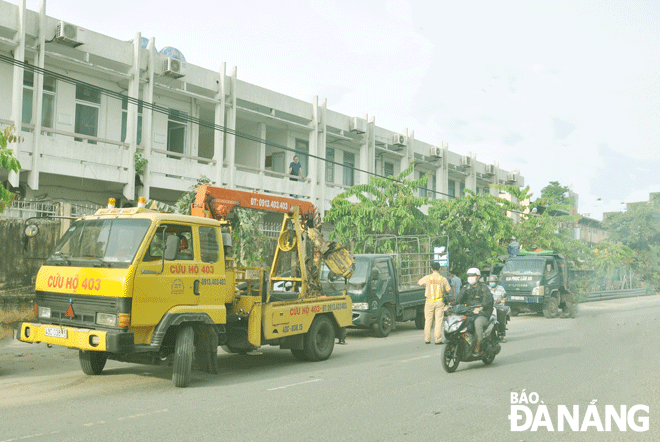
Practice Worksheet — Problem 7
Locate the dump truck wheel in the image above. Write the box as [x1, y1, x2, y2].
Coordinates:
[414, 308, 424, 330]
[173, 325, 195, 388]
[290, 349, 307, 361]
[543, 297, 559, 318]
[79, 350, 107, 375]
[304, 316, 335, 361]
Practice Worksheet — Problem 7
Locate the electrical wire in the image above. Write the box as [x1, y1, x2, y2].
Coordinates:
[0, 54, 468, 199]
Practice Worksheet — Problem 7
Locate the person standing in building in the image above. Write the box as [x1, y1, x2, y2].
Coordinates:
[448, 269, 462, 303]
[418, 262, 451, 345]
[288, 155, 305, 198]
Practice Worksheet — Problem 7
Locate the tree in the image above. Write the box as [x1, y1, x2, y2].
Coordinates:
[537, 181, 574, 209]
[325, 163, 433, 249]
[0, 125, 23, 213]
[427, 191, 513, 275]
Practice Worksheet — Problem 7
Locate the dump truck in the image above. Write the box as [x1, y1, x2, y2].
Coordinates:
[16, 186, 355, 387]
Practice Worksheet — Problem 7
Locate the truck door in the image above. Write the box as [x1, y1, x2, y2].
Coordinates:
[373, 259, 394, 306]
[195, 225, 228, 306]
[544, 260, 558, 288]
[132, 223, 200, 331]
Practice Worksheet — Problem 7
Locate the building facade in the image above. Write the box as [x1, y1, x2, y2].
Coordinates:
[0, 1, 523, 219]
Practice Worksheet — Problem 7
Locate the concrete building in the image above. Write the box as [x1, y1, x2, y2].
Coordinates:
[0, 1, 523, 219]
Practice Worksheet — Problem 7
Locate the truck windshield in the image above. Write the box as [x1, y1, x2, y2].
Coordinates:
[321, 259, 369, 285]
[46, 219, 151, 268]
[501, 259, 544, 275]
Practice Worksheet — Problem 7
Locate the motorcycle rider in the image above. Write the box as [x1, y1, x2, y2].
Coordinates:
[451, 268, 493, 357]
[488, 274, 509, 342]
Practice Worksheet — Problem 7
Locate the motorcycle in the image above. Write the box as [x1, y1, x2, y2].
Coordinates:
[441, 305, 502, 373]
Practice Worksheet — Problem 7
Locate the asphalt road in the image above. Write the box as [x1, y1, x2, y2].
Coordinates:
[1, 295, 659, 442]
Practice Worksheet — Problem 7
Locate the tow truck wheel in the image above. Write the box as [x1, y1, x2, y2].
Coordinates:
[373, 305, 394, 338]
[79, 350, 107, 375]
[543, 297, 559, 319]
[304, 316, 335, 361]
[414, 308, 425, 330]
[173, 324, 195, 388]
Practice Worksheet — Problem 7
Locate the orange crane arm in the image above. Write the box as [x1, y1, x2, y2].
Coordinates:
[191, 184, 318, 223]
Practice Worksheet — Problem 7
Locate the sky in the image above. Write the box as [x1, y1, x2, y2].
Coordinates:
[14, 0, 660, 220]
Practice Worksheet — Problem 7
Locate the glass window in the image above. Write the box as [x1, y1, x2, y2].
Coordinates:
[167, 109, 188, 156]
[121, 97, 143, 145]
[384, 162, 394, 177]
[326, 147, 334, 183]
[418, 171, 427, 197]
[200, 226, 219, 263]
[343, 151, 355, 187]
[448, 180, 456, 198]
[22, 70, 56, 130]
[295, 138, 309, 175]
[460, 181, 465, 197]
[75, 84, 101, 144]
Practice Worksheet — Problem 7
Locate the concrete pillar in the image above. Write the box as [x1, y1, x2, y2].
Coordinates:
[9, 0, 26, 188]
[27, 0, 47, 191]
[318, 99, 328, 217]
[310, 96, 319, 205]
[122, 32, 141, 201]
[399, 128, 410, 176]
[436, 141, 449, 200]
[258, 122, 266, 191]
[140, 37, 156, 200]
[358, 114, 369, 185]
[465, 152, 477, 194]
[226, 67, 237, 188]
[214, 63, 227, 186]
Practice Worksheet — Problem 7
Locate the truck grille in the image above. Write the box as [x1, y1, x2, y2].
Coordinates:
[36, 291, 122, 328]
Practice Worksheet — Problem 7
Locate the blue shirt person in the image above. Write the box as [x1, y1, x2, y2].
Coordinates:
[448, 270, 462, 302]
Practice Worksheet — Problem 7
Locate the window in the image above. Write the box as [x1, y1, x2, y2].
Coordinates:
[167, 109, 188, 156]
[448, 180, 456, 198]
[343, 151, 355, 186]
[75, 84, 101, 144]
[326, 147, 334, 183]
[431, 175, 437, 199]
[22, 70, 56, 131]
[460, 181, 465, 197]
[418, 171, 427, 197]
[295, 138, 309, 176]
[121, 97, 143, 145]
[200, 227, 219, 263]
[384, 162, 394, 177]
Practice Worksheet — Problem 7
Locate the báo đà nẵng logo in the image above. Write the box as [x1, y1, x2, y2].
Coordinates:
[509, 390, 649, 432]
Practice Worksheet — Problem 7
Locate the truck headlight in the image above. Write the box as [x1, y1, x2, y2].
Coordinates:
[352, 302, 369, 310]
[96, 313, 117, 327]
[532, 285, 545, 297]
[38, 306, 51, 318]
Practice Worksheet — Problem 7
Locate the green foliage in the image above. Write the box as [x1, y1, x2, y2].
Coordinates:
[428, 191, 513, 274]
[134, 150, 148, 176]
[325, 162, 434, 246]
[1, 125, 23, 213]
[230, 208, 270, 268]
[538, 181, 574, 208]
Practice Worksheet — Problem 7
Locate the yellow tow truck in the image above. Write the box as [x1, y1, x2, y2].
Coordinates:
[16, 186, 354, 387]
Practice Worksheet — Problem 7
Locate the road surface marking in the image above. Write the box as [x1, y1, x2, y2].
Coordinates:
[268, 378, 322, 391]
[401, 355, 434, 363]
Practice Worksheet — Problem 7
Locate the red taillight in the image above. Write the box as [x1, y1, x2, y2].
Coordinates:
[33, 303, 38, 317]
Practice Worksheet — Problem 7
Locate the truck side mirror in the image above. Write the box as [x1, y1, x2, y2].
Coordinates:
[164, 235, 180, 260]
[23, 224, 39, 252]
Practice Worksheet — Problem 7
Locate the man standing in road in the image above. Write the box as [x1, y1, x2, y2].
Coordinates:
[448, 269, 462, 303]
[418, 262, 451, 345]
[452, 268, 493, 357]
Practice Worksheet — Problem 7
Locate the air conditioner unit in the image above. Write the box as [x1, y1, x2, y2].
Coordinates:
[349, 117, 367, 134]
[163, 57, 185, 78]
[460, 155, 471, 168]
[484, 164, 495, 176]
[507, 173, 518, 183]
[54, 21, 85, 47]
[429, 147, 442, 159]
[392, 134, 406, 149]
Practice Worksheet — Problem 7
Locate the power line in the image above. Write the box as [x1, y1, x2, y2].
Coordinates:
[1, 54, 463, 199]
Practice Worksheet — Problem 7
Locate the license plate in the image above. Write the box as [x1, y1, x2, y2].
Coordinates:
[509, 296, 525, 301]
[44, 327, 68, 339]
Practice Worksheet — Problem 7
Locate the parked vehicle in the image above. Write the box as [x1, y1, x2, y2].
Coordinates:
[500, 251, 577, 318]
[441, 305, 501, 373]
[323, 235, 446, 337]
[16, 186, 355, 387]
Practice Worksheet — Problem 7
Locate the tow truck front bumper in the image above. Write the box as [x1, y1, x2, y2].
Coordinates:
[15, 322, 134, 353]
